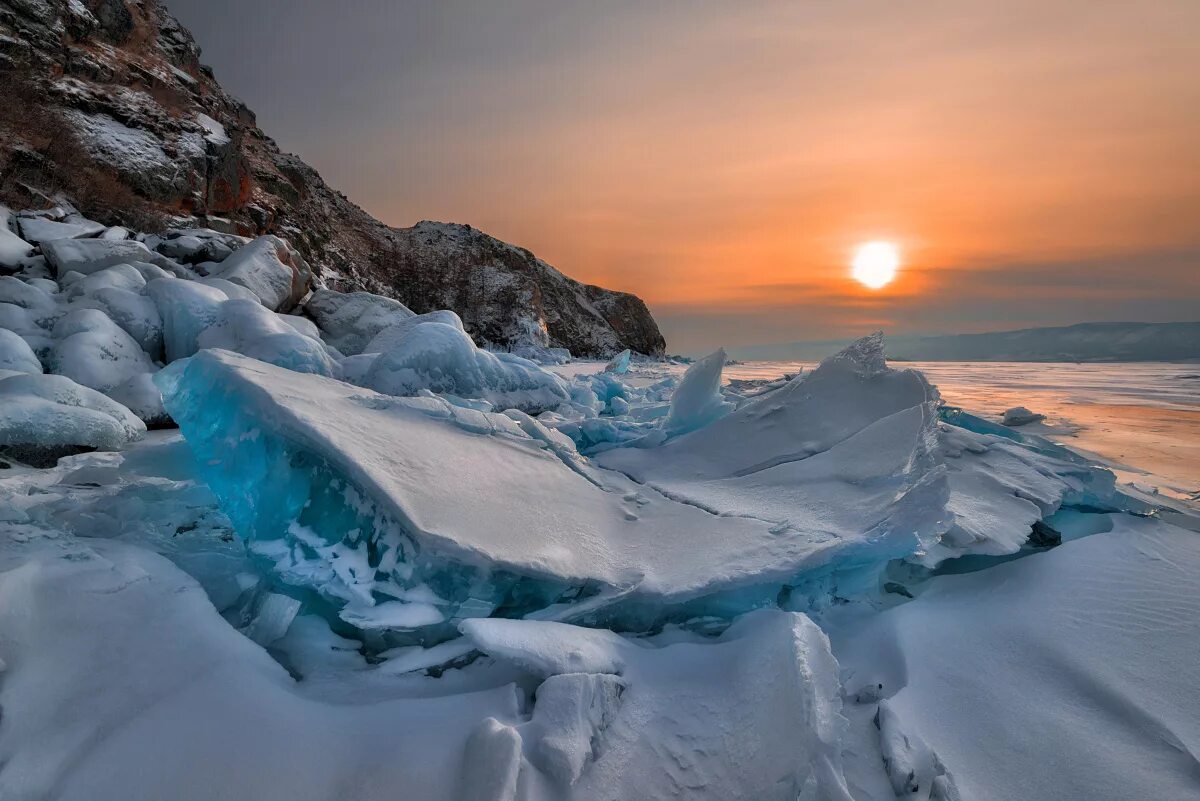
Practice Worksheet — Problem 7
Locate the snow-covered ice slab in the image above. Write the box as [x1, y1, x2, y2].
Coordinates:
[0, 529, 520, 801]
[458, 612, 853, 799]
[826, 515, 1200, 801]
[598, 334, 1130, 562]
[158, 350, 944, 635]
[0, 522, 855, 801]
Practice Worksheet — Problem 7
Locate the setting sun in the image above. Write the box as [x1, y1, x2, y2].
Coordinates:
[851, 241, 900, 289]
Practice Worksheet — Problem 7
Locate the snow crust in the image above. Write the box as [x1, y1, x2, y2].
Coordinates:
[826, 516, 1200, 801]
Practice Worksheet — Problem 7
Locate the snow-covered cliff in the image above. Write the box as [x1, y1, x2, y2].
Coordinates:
[0, 0, 665, 356]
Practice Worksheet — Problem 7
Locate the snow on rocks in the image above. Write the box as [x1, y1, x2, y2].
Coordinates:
[146, 277, 228, 361]
[71, 284, 164, 360]
[198, 298, 337, 377]
[0, 328, 42, 374]
[15, 214, 106, 245]
[107, 372, 170, 427]
[362, 309, 465, 354]
[147, 228, 249, 265]
[0, 303, 54, 357]
[0, 274, 58, 314]
[48, 308, 156, 394]
[1001, 405, 1045, 426]
[41, 238, 172, 277]
[302, 288, 414, 355]
[0, 372, 144, 466]
[0, 205, 35, 269]
[204, 235, 312, 312]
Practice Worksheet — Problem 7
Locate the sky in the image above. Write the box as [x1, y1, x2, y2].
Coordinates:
[168, 0, 1200, 354]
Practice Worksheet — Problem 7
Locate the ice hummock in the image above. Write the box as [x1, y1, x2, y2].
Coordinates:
[157, 348, 956, 640]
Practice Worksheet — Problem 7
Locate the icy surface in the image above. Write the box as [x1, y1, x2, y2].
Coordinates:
[661, 348, 734, 436]
[459, 611, 853, 800]
[360, 320, 571, 413]
[0, 202, 1194, 800]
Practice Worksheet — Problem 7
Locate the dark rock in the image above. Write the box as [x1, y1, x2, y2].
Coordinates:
[1028, 520, 1062, 549]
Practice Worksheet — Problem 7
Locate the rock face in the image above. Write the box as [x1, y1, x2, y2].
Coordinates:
[0, 0, 665, 356]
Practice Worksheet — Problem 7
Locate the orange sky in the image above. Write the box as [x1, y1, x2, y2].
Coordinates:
[176, 0, 1200, 353]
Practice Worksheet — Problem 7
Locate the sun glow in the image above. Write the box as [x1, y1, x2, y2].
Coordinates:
[851, 241, 899, 289]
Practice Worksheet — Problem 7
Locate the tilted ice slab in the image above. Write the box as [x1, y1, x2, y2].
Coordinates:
[159, 349, 945, 635]
[597, 333, 947, 543]
[598, 333, 1129, 562]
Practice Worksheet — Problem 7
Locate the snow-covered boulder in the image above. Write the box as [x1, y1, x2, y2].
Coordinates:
[0, 275, 58, 314]
[0, 205, 35, 269]
[146, 277, 227, 362]
[48, 309, 156, 394]
[0, 303, 54, 356]
[72, 287, 164, 360]
[198, 276, 260, 302]
[1001, 405, 1045, 426]
[206, 235, 311, 312]
[302, 289, 414, 355]
[62, 263, 146, 299]
[16, 214, 106, 244]
[147, 228, 249, 265]
[107, 372, 170, 428]
[0, 372, 145, 466]
[361, 309, 464, 354]
[41, 239, 172, 278]
[197, 299, 337, 377]
[0, 328, 42, 374]
[361, 320, 571, 412]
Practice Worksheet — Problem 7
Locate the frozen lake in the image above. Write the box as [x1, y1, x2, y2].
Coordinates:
[557, 359, 1200, 504]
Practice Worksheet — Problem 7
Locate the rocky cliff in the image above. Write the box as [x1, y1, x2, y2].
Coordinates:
[0, 0, 665, 356]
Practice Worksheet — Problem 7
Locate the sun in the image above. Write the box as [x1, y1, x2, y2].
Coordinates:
[851, 241, 899, 289]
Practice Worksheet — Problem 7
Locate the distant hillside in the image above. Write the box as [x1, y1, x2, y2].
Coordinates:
[730, 322, 1200, 363]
